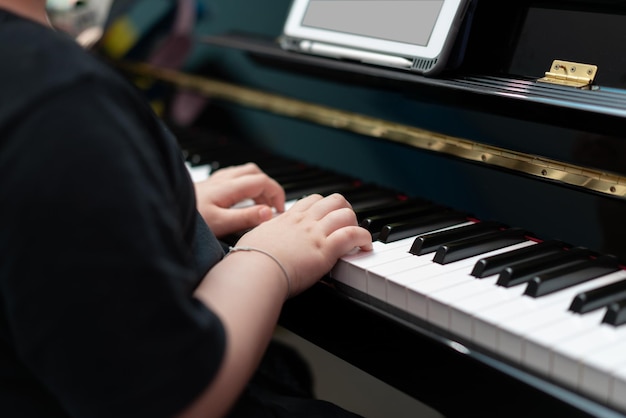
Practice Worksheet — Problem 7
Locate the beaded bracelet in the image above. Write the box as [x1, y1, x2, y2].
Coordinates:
[226, 246, 291, 298]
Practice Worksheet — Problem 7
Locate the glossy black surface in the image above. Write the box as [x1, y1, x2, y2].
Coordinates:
[409, 221, 504, 255]
[432, 227, 528, 264]
[571, 278, 626, 314]
[378, 210, 470, 243]
[496, 248, 593, 287]
[525, 255, 621, 297]
[471, 239, 568, 278]
[604, 300, 626, 326]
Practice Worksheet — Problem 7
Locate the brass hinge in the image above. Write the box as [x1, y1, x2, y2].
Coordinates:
[537, 60, 598, 88]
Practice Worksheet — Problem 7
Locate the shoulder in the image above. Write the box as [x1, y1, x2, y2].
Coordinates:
[0, 9, 168, 159]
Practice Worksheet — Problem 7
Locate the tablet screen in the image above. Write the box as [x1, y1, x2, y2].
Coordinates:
[282, 0, 470, 75]
[301, 0, 444, 47]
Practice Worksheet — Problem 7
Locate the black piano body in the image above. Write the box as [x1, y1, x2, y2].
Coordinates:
[122, 0, 626, 416]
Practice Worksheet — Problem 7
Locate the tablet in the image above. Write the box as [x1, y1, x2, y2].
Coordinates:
[279, 0, 473, 76]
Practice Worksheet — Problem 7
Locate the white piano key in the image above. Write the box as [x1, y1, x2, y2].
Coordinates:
[429, 275, 501, 338]
[423, 274, 494, 330]
[399, 242, 533, 323]
[366, 250, 439, 302]
[522, 309, 605, 374]
[185, 162, 212, 181]
[503, 302, 605, 364]
[384, 255, 485, 317]
[331, 243, 413, 292]
[447, 279, 527, 341]
[332, 221, 473, 295]
[285, 198, 299, 211]
[330, 234, 428, 291]
[610, 362, 626, 412]
[405, 270, 474, 319]
[580, 336, 626, 402]
[384, 259, 444, 313]
[469, 271, 610, 353]
[551, 324, 626, 390]
[371, 236, 424, 253]
[377, 233, 492, 311]
[427, 241, 536, 330]
[497, 301, 586, 362]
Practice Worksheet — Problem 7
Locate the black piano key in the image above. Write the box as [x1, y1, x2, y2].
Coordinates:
[409, 220, 505, 256]
[432, 227, 529, 265]
[471, 239, 569, 278]
[183, 141, 244, 159]
[283, 177, 355, 201]
[358, 204, 435, 235]
[570, 277, 626, 314]
[354, 197, 430, 223]
[350, 195, 402, 212]
[334, 185, 400, 209]
[262, 162, 316, 179]
[603, 300, 626, 326]
[193, 147, 278, 169]
[496, 247, 592, 288]
[335, 184, 387, 199]
[377, 211, 470, 244]
[272, 167, 335, 184]
[177, 131, 226, 153]
[525, 255, 621, 297]
[360, 203, 442, 237]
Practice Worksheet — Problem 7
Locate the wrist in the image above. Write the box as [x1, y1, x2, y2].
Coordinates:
[224, 246, 291, 301]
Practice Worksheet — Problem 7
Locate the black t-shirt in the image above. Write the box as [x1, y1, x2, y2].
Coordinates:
[0, 10, 226, 418]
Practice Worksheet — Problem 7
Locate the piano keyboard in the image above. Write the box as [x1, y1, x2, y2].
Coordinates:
[181, 133, 626, 416]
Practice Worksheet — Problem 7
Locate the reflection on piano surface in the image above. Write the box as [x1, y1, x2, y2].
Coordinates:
[119, 0, 626, 416]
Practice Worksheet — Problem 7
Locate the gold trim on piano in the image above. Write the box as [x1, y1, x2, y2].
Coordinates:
[120, 61, 626, 200]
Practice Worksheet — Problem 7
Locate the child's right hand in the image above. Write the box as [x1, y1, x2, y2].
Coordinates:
[234, 193, 373, 297]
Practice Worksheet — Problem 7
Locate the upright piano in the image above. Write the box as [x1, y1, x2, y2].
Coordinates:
[119, 0, 626, 416]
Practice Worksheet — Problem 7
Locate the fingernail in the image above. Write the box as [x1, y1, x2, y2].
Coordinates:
[259, 206, 273, 220]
